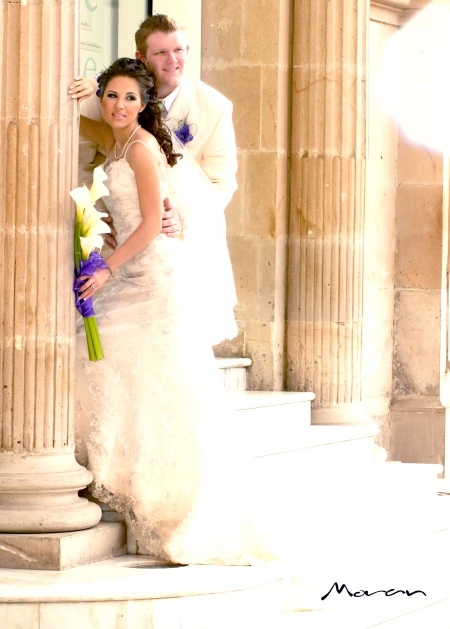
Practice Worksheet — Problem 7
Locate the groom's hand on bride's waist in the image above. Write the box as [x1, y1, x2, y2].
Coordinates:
[103, 212, 117, 249]
[162, 197, 184, 240]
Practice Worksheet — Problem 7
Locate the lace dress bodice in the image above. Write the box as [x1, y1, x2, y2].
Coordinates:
[102, 142, 178, 282]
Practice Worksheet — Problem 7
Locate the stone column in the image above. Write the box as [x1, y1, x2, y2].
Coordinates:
[0, 0, 101, 531]
[286, 0, 368, 423]
[440, 156, 450, 485]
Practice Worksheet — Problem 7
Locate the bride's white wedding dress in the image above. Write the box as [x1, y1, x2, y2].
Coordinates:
[74, 138, 277, 565]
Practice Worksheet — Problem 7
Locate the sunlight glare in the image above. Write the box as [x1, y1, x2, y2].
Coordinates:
[378, 0, 450, 153]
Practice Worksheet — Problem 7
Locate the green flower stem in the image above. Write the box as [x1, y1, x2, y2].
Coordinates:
[74, 217, 82, 270]
[83, 317, 95, 360]
[89, 316, 104, 361]
[75, 213, 105, 361]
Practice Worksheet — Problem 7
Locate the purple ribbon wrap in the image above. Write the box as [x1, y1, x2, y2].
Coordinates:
[73, 251, 109, 317]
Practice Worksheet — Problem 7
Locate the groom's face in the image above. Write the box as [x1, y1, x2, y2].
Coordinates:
[137, 30, 189, 99]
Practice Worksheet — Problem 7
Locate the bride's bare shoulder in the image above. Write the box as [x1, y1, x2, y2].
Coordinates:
[141, 130, 161, 151]
[127, 132, 163, 162]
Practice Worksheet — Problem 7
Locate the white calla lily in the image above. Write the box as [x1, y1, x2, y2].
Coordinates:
[81, 203, 111, 238]
[80, 235, 104, 259]
[90, 166, 110, 202]
[70, 185, 93, 221]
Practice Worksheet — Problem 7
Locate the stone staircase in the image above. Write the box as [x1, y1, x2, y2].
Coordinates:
[1, 357, 450, 628]
[208, 358, 450, 625]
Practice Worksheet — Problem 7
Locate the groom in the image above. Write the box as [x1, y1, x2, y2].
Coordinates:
[78, 14, 238, 237]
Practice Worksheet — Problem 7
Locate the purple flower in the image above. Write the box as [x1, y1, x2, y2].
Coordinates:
[174, 123, 194, 145]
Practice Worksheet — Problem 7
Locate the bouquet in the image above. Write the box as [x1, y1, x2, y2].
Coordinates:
[70, 166, 111, 361]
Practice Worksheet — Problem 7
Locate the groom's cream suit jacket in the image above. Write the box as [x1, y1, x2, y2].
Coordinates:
[79, 75, 238, 212]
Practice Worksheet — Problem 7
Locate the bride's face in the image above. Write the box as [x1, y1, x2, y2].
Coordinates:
[101, 76, 144, 129]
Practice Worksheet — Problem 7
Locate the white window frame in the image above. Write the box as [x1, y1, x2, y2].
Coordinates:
[117, 0, 147, 58]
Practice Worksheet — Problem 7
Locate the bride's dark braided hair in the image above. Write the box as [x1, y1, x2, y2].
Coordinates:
[96, 58, 181, 167]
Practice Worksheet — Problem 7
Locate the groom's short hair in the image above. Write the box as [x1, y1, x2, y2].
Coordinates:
[135, 14, 185, 56]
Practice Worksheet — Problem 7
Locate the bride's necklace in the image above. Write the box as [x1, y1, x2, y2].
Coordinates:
[113, 124, 141, 160]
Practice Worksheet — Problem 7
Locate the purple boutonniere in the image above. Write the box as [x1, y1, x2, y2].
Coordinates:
[174, 123, 195, 145]
[172, 112, 197, 146]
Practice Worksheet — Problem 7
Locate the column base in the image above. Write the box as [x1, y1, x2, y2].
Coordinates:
[0, 522, 127, 570]
[311, 402, 373, 425]
[0, 451, 102, 533]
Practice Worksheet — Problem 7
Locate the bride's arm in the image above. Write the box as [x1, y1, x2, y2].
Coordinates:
[107, 143, 162, 270]
[78, 141, 163, 299]
[80, 115, 113, 154]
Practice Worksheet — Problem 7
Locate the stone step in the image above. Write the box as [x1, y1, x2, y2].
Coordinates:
[255, 421, 378, 460]
[0, 506, 446, 627]
[230, 393, 377, 461]
[230, 390, 315, 411]
[12, 491, 443, 628]
[256, 459, 442, 519]
[247, 461, 446, 581]
[229, 390, 314, 457]
[0, 522, 127, 570]
[268, 484, 450, 614]
[0, 554, 290, 628]
[282, 503, 450, 621]
[229, 396, 441, 511]
[289, 481, 449, 550]
[216, 357, 252, 392]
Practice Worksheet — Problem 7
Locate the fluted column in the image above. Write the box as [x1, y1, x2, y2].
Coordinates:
[0, 0, 101, 531]
[286, 0, 367, 423]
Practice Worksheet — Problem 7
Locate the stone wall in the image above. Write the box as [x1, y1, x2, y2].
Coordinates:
[201, 0, 445, 467]
[363, 12, 398, 450]
[389, 141, 444, 466]
[202, 0, 291, 390]
[367, 0, 445, 465]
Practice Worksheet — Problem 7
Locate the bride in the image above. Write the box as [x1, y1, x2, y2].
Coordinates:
[73, 58, 276, 566]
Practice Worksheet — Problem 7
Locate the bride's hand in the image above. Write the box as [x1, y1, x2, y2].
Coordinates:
[78, 267, 111, 301]
[69, 77, 96, 102]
